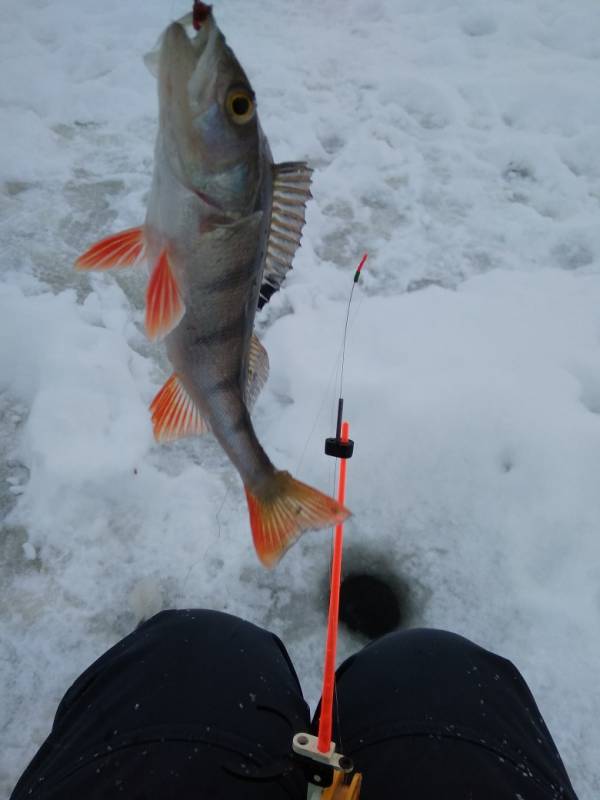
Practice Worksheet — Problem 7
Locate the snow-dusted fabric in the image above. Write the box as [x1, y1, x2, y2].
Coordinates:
[10, 610, 310, 799]
[11, 613, 577, 799]
[319, 628, 579, 799]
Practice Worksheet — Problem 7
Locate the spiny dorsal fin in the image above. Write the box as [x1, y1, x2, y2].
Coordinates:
[245, 334, 269, 410]
[150, 373, 211, 442]
[259, 162, 313, 309]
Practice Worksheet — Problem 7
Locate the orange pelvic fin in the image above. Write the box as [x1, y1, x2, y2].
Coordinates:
[75, 227, 145, 270]
[145, 250, 185, 341]
[150, 373, 210, 442]
[245, 471, 350, 568]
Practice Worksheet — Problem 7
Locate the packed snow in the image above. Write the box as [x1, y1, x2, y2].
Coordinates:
[2, 0, 600, 796]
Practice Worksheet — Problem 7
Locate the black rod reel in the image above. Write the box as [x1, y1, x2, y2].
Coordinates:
[325, 397, 354, 460]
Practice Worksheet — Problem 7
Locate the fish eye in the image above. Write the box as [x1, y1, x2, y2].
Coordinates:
[226, 88, 255, 125]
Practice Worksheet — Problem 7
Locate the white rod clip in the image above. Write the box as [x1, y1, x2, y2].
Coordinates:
[292, 733, 353, 772]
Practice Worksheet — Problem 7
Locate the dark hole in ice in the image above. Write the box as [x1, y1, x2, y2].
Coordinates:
[339, 573, 403, 639]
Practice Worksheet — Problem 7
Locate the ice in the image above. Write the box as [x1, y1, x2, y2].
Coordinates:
[1, 0, 600, 797]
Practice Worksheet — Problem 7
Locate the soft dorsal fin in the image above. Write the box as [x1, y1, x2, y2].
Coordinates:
[145, 250, 185, 341]
[245, 334, 269, 410]
[259, 162, 313, 309]
[150, 373, 211, 441]
[75, 227, 145, 270]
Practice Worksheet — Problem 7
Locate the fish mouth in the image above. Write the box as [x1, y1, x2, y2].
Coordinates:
[143, 5, 214, 76]
[180, 3, 215, 57]
[192, 1, 212, 31]
[157, 4, 215, 65]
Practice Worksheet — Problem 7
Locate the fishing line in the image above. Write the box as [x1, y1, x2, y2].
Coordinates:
[338, 253, 367, 401]
[181, 480, 229, 596]
[296, 254, 368, 477]
[215, 483, 230, 541]
[296, 349, 342, 476]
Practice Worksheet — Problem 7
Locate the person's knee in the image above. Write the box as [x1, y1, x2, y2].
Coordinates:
[337, 627, 483, 681]
[136, 609, 302, 694]
[139, 607, 248, 637]
[379, 626, 482, 655]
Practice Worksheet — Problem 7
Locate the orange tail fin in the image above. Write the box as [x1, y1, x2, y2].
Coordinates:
[245, 471, 350, 568]
[75, 227, 145, 270]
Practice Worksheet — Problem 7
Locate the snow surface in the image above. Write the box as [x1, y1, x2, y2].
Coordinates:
[1, 0, 600, 796]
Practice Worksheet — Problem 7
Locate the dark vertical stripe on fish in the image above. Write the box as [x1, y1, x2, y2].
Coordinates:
[231, 412, 250, 433]
[206, 376, 241, 396]
[191, 313, 246, 346]
[201, 266, 254, 294]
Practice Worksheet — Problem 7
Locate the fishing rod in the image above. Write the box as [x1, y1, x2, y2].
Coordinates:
[292, 254, 367, 799]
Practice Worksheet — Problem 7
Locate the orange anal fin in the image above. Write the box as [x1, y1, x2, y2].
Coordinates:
[75, 227, 145, 270]
[145, 250, 185, 341]
[150, 373, 210, 442]
[245, 471, 350, 568]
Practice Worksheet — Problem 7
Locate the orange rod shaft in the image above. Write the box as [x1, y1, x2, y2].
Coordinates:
[318, 420, 350, 753]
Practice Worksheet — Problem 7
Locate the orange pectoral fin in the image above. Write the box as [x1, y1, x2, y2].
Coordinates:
[75, 227, 145, 270]
[150, 373, 210, 442]
[145, 250, 185, 341]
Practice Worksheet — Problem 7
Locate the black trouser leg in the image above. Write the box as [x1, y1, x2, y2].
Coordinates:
[318, 628, 578, 799]
[11, 610, 310, 800]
